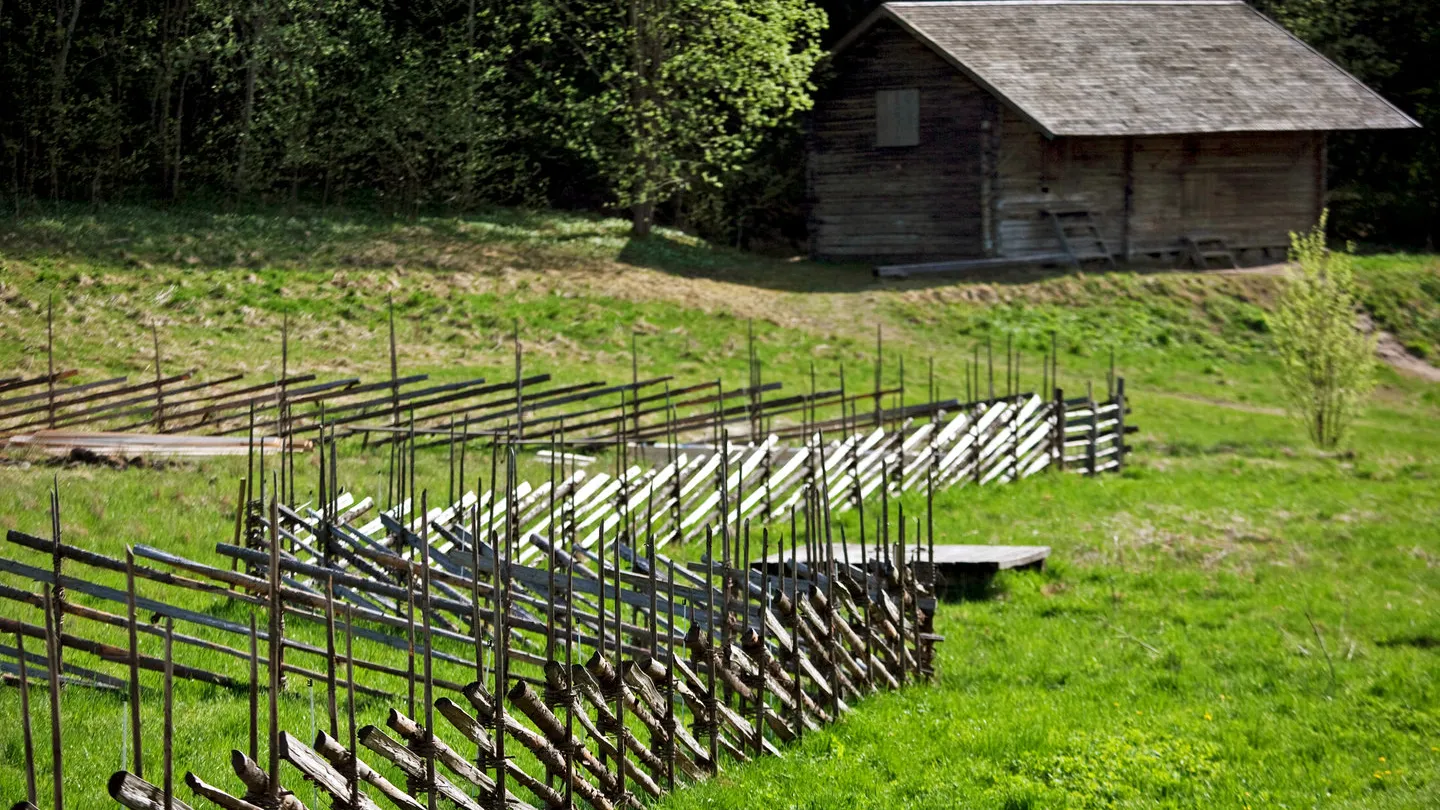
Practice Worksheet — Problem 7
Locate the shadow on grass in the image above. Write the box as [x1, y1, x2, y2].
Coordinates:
[1, 199, 1262, 298]
[614, 229, 1297, 294]
[935, 571, 1013, 602]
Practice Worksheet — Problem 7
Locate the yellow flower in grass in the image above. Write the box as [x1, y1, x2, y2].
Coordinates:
[1204, 712, 1213, 721]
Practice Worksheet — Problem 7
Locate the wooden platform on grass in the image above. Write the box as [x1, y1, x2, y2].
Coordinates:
[759, 543, 1050, 576]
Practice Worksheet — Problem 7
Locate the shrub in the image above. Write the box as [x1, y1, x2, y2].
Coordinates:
[1272, 212, 1375, 449]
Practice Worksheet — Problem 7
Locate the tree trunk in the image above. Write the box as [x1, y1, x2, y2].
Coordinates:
[235, 1, 262, 196]
[631, 200, 654, 237]
[172, 75, 187, 200]
[48, 0, 84, 198]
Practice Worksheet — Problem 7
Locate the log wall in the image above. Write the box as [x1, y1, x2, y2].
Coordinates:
[808, 20, 988, 263]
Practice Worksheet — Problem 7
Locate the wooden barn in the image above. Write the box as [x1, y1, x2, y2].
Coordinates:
[806, 0, 1419, 271]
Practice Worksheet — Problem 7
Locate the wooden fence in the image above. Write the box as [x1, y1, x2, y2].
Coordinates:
[3, 314, 1134, 810]
[5, 465, 939, 810]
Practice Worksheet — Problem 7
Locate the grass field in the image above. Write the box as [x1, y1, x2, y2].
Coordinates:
[1, 203, 1438, 809]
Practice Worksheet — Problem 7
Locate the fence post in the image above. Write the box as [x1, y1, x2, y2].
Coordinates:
[971, 401, 982, 485]
[1008, 393, 1020, 483]
[1114, 377, 1127, 472]
[1052, 388, 1065, 473]
[1086, 383, 1098, 477]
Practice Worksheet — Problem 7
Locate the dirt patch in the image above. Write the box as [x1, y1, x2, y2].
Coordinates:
[1358, 313, 1440, 382]
[1214, 262, 1291, 277]
[1373, 328, 1440, 382]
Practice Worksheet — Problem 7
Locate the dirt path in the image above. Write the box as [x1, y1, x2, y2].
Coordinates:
[1372, 327, 1440, 382]
[1356, 313, 1440, 382]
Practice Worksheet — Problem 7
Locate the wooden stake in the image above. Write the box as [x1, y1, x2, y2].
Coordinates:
[17, 630, 38, 806]
[421, 492, 437, 810]
[754, 524, 767, 757]
[702, 524, 717, 774]
[248, 611, 259, 763]
[267, 497, 281, 807]
[513, 321, 524, 439]
[324, 576, 338, 738]
[126, 546, 144, 778]
[406, 551, 416, 720]
[42, 590, 63, 810]
[389, 297, 400, 430]
[153, 322, 166, 432]
[346, 606, 359, 810]
[46, 294, 55, 429]
[665, 559, 678, 792]
[49, 484, 63, 675]
[163, 618, 174, 810]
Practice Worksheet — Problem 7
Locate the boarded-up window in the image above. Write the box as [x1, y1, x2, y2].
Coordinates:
[876, 89, 919, 147]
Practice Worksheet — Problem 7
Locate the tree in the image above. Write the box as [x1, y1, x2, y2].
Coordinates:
[1272, 212, 1375, 449]
[1257, 0, 1439, 246]
[534, 0, 826, 236]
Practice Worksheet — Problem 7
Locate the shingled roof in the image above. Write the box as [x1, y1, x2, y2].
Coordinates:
[835, 0, 1419, 137]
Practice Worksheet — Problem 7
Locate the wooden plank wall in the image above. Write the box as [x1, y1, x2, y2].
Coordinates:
[996, 113, 1323, 258]
[808, 20, 987, 263]
[1128, 131, 1323, 254]
[994, 109, 1127, 258]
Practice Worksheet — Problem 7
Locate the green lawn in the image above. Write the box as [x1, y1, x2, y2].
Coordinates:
[1, 203, 1438, 809]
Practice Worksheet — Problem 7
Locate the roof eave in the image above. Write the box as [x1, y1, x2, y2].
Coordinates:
[1241, 5, 1420, 130]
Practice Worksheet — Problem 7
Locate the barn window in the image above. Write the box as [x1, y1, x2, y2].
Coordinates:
[875, 89, 919, 147]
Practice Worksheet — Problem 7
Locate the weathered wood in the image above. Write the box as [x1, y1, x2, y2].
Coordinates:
[227, 750, 307, 810]
[357, 726, 480, 810]
[276, 732, 383, 810]
[619, 663, 709, 772]
[43, 591, 63, 810]
[385, 708, 545, 810]
[0, 580, 392, 699]
[810, 18, 988, 262]
[313, 732, 422, 810]
[433, 698, 598, 810]
[183, 772, 264, 810]
[108, 772, 196, 810]
[490, 680, 631, 807]
[16, 631, 38, 806]
[581, 655, 690, 785]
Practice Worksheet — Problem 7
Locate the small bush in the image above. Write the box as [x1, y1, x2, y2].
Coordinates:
[1272, 213, 1375, 449]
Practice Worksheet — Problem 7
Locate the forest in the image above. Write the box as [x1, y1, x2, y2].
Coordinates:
[1, 0, 1435, 248]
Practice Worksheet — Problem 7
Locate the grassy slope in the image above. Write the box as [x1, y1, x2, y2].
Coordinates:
[0, 204, 1438, 809]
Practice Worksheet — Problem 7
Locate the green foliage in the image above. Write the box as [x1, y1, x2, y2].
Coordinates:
[0, 0, 822, 225]
[1257, 0, 1439, 246]
[527, 0, 825, 234]
[1273, 214, 1376, 449]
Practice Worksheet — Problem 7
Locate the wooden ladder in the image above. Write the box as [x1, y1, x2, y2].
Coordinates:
[1181, 234, 1238, 270]
[1043, 209, 1117, 270]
